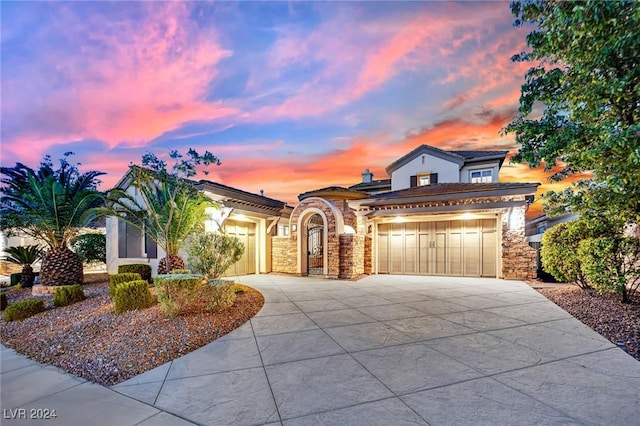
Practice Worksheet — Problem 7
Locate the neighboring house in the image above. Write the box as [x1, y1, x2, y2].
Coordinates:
[106, 144, 539, 280]
[525, 212, 579, 275]
[525, 212, 579, 245]
[273, 144, 539, 279]
[105, 173, 292, 275]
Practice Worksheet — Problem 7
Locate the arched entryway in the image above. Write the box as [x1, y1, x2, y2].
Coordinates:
[307, 214, 324, 275]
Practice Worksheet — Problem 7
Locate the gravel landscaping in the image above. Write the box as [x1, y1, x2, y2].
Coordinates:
[537, 286, 640, 361]
[2, 278, 638, 389]
[0, 280, 264, 386]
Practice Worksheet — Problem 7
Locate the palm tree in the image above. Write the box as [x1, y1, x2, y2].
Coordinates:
[104, 166, 215, 274]
[0, 154, 104, 286]
[4, 245, 44, 287]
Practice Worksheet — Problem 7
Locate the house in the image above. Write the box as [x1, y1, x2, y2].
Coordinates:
[272, 144, 539, 279]
[105, 173, 292, 276]
[525, 212, 579, 277]
[106, 144, 539, 280]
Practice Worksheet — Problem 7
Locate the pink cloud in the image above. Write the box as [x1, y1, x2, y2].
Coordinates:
[3, 2, 237, 158]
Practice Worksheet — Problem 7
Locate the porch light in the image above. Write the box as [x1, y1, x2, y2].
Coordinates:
[344, 225, 356, 234]
[459, 212, 476, 220]
[392, 216, 406, 223]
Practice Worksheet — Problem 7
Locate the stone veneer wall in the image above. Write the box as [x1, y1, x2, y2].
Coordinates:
[326, 234, 341, 278]
[363, 235, 372, 275]
[271, 236, 297, 274]
[339, 234, 365, 279]
[501, 205, 537, 279]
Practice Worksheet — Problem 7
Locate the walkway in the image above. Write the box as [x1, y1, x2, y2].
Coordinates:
[2, 275, 640, 425]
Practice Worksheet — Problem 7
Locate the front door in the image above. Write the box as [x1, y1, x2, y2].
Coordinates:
[307, 225, 324, 275]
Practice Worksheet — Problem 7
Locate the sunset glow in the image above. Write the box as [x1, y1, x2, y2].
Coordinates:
[1, 1, 574, 219]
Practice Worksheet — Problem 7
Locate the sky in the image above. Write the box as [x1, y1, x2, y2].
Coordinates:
[1, 1, 574, 219]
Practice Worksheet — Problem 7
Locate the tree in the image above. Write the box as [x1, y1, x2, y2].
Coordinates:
[504, 1, 640, 224]
[70, 233, 107, 264]
[0, 153, 104, 285]
[104, 149, 220, 274]
[3, 245, 44, 287]
[186, 232, 245, 279]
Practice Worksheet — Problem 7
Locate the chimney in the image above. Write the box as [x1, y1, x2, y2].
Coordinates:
[361, 168, 373, 183]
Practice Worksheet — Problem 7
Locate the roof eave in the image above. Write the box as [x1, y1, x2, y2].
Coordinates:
[362, 183, 540, 207]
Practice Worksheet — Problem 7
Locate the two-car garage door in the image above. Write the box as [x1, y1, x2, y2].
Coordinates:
[377, 219, 497, 277]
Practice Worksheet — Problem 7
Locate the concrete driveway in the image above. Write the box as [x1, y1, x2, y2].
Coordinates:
[3, 275, 640, 425]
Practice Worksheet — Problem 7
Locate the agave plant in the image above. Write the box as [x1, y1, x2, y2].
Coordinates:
[4, 245, 44, 287]
[0, 153, 105, 286]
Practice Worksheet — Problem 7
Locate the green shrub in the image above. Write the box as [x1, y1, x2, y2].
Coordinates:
[170, 269, 190, 274]
[186, 233, 244, 278]
[1, 293, 7, 310]
[579, 237, 640, 303]
[71, 233, 106, 264]
[3, 299, 46, 322]
[53, 285, 86, 307]
[108, 272, 142, 297]
[541, 220, 596, 289]
[118, 264, 152, 283]
[114, 280, 155, 314]
[154, 274, 204, 317]
[206, 279, 236, 312]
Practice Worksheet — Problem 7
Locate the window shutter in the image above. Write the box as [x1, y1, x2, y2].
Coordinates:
[410, 175, 417, 187]
[430, 173, 438, 184]
[118, 219, 127, 258]
[145, 232, 157, 258]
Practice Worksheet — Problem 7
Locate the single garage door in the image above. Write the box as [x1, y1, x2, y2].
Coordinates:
[224, 219, 256, 275]
[377, 219, 497, 277]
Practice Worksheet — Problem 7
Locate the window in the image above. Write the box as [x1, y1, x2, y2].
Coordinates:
[118, 219, 157, 259]
[411, 172, 438, 187]
[470, 169, 492, 183]
[277, 224, 289, 237]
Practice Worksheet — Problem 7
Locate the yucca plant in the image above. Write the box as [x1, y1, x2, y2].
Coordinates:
[0, 153, 105, 286]
[4, 245, 44, 287]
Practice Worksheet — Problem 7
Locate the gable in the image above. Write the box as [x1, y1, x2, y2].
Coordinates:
[385, 145, 465, 175]
[389, 151, 461, 190]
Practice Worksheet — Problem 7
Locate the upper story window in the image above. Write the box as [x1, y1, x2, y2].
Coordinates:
[410, 172, 438, 187]
[470, 169, 492, 183]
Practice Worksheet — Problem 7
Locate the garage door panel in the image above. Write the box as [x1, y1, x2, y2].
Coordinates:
[418, 234, 429, 274]
[435, 233, 446, 275]
[225, 220, 256, 276]
[482, 230, 496, 277]
[448, 232, 462, 276]
[390, 234, 403, 274]
[463, 229, 480, 276]
[378, 233, 389, 273]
